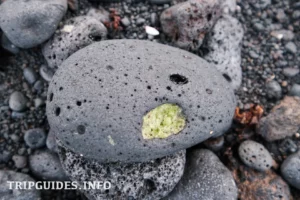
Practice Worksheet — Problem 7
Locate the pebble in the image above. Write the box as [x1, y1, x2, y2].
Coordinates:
[165, 149, 238, 200]
[46, 129, 58, 153]
[34, 98, 44, 108]
[47, 39, 236, 163]
[257, 96, 300, 141]
[270, 30, 295, 41]
[0, 0, 67, 48]
[290, 84, 300, 97]
[24, 128, 47, 149]
[203, 136, 224, 152]
[11, 111, 26, 119]
[86, 7, 110, 24]
[0, 151, 12, 163]
[250, 0, 271, 9]
[39, 65, 54, 82]
[265, 80, 282, 99]
[285, 42, 297, 54]
[203, 15, 244, 90]
[59, 144, 185, 199]
[279, 139, 298, 155]
[136, 18, 146, 25]
[281, 151, 300, 190]
[9, 91, 28, 111]
[283, 67, 299, 77]
[42, 16, 107, 70]
[160, 0, 222, 50]
[121, 17, 131, 27]
[238, 140, 273, 172]
[221, 0, 236, 13]
[29, 149, 68, 181]
[33, 80, 43, 91]
[23, 67, 38, 85]
[1, 33, 19, 54]
[12, 155, 27, 169]
[0, 170, 41, 199]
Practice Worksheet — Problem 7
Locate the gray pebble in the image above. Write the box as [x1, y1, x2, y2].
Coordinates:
[11, 111, 26, 118]
[0, 170, 41, 200]
[34, 98, 44, 108]
[46, 129, 58, 153]
[0, 0, 67, 48]
[285, 42, 297, 54]
[290, 84, 300, 97]
[23, 67, 38, 85]
[283, 67, 299, 77]
[249, 50, 259, 59]
[0, 151, 12, 163]
[59, 143, 185, 200]
[121, 17, 131, 27]
[238, 140, 273, 172]
[47, 39, 236, 163]
[9, 91, 28, 111]
[281, 151, 300, 190]
[164, 149, 238, 200]
[265, 80, 282, 99]
[86, 7, 110, 24]
[39, 65, 54, 82]
[24, 128, 46, 149]
[29, 149, 68, 181]
[33, 80, 43, 91]
[136, 18, 146, 25]
[12, 155, 27, 169]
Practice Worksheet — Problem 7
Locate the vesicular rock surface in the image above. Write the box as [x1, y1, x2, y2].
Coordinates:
[58, 144, 186, 200]
[46, 39, 236, 163]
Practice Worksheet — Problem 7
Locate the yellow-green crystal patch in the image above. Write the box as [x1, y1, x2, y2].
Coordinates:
[142, 104, 186, 139]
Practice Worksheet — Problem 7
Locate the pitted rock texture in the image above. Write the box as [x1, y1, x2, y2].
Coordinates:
[42, 16, 107, 70]
[202, 15, 244, 90]
[58, 144, 185, 200]
[164, 149, 238, 200]
[281, 151, 300, 190]
[0, 0, 67, 48]
[0, 170, 41, 200]
[238, 140, 273, 172]
[46, 39, 236, 163]
[160, 0, 222, 51]
[257, 96, 300, 142]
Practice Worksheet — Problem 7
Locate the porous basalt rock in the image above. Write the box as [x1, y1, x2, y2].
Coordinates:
[46, 39, 236, 163]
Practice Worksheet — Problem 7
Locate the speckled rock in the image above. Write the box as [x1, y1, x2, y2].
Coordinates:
[281, 151, 300, 190]
[160, 0, 222, 50]
[42, 16, 107, 70]
[203, 15, 244, 90]
[24, 128, 47, 149]
[46, 39, 236, 163]
[164, 149, 238, 200]
[257, 96, 300, 142]
[29, 149, 68, 181]
[0, 0, 67, 48]
[0, 170, 41, 200]
[58, 143, 185, 200]
[238, 140, 273, 172]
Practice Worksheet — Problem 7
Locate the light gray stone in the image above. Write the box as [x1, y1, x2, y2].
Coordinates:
[23, 68, 38, 85]
[9, 91, 28, 112]
[265, 80, 282, 99]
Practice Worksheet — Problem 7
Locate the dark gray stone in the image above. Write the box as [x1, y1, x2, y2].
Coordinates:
[29, 149, 68, 181]
[46, 39, 236, 163]
[164, 149, 238, 200]
[160, 0, 222, 50]
[0, 151, 11, 163]
[12, 155, 27, 169]
[46, 129, 58, 153]
[24, 128, 46, 149]
[23, 68, 38, 85]
[1, 33, 19, 54]
[265, 80, 282, 99]
[42, 16, 107, 70]
[0, 170, 41, 200]
[285, 42, 297, 54]
[281, 151, 300, 190]
[0, 0, 67, 48]
[238, 140, 273, 172]
[203, 15, 244, 90]
[290, 84, 300, 97]
[9, 91, 28, 112]
[58, 143, 185, 200]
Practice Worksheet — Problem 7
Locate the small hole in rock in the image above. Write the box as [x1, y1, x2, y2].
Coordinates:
[49, 93, 54, 102]
[206, 89, 212, 94]
[106, 65, 114, 70]
[222, 73, 232, 82]
[55, 107, 60, 116]
[77, 125, 86, 134]
[76, 101, 82, 106]
[169, 74, 188, 85]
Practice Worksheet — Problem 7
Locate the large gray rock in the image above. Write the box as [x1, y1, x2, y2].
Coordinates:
[164, 149, 238, 200]
[58, 143, 185, 200]
[0, 0, 67, 48]
[281, 151, 300, 190]
[257, 96, 300, 142]
[42, 16, 107, 70]
[238, 140, 273, 172]
[46, 39, 236, 163]
[29, 149, 68, 181]
[0, 170, 41, 200]
[203, 15, 244, 90]
[160, 0, 222, 50]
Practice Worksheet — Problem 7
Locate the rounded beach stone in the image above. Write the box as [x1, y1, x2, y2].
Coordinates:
[0, 0, 67, 48]
[9, 91, 28, 112]
[46, 39, 236, 163]
[24, 128, 47, 149]
[58, 143, 185, 200]
[238, 140, 273, 172]
[281, 151, 300, 190]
